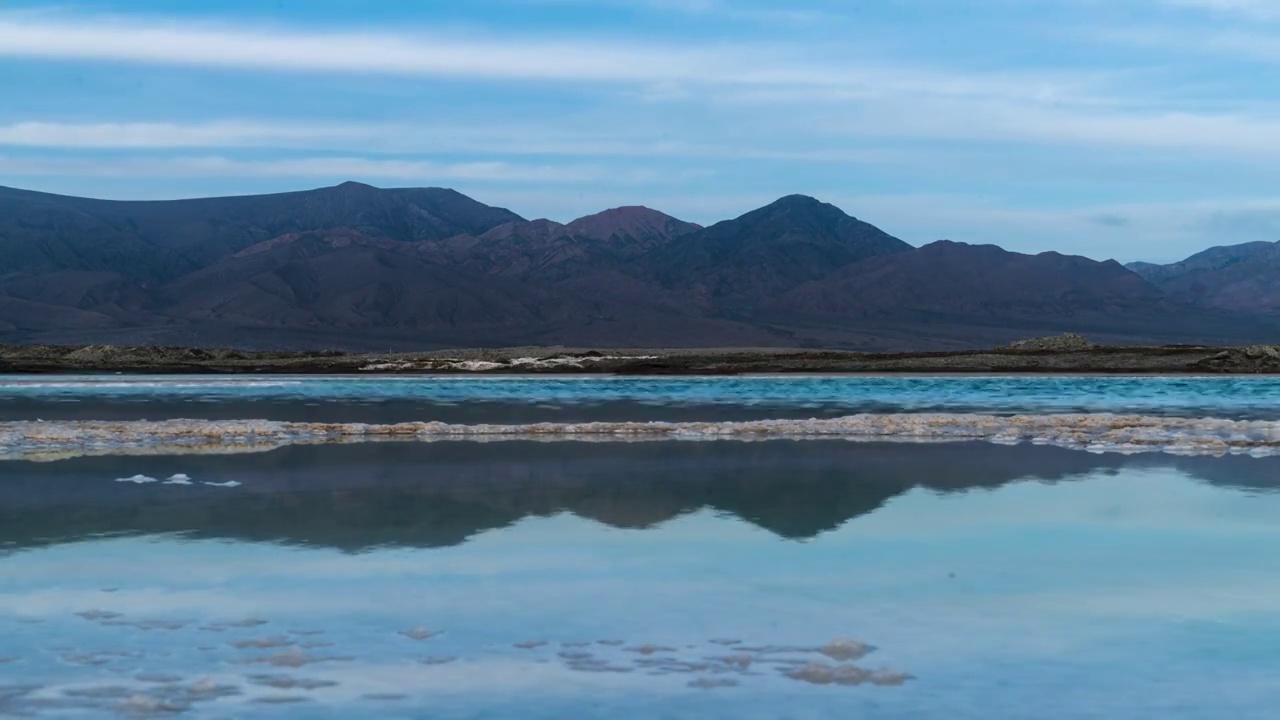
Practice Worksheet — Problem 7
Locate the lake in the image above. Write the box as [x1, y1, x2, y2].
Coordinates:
[2, 376, 1279, 718]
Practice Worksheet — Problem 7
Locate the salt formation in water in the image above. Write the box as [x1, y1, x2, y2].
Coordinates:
[419, 656, 458, 665]
[231, 636, 295, 650]
[75, 609, 122, 621]
[868, 670, 915, 686]
[134, 673, 183, 684]
[818, 638, 875, 662]
[8, 412, 1280, 461]
[109, 618, 189, 631]
[244, 647, 353, 668]
[60, 652, 112, 666]
[247, 674, 339, 690]
[205, 617, 269, 630]
[252, 695, 312, 704]
[359, 355, 657, 372]
[785, 662, 869, 686]
[688, 677, 740, 689]
[626, 644, 677, 655]
[716, 653, 754, 669]
[63, 686, 134, 699]
[399, 626, 438, 641]
[116, 694, 190, 714]
[564, 657, 634, 674]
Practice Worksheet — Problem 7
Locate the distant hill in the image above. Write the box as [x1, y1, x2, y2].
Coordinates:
[1127, 241, 1280, 313]
[0, 182, 1275, 350]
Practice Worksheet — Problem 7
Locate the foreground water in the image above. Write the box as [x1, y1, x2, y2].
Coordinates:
[2, 376, 1279, 718]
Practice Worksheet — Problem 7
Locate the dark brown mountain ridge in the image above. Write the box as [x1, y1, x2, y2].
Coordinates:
[1128, 241, 1280, 314]
[0, 182, 1275, 350]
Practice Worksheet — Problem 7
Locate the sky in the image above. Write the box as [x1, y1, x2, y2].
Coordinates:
[2, 1, 1280, 261]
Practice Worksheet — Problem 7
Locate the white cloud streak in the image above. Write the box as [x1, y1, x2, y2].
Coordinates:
[0, 154, 628, 183]
[521, 0, 841, 25]
[0, 121, 376, 149]
[0, 13, 796, 83]
[0, 10, 1100, 103]
[0, 120, 930, 167]
[1160, 0, 1280, 18]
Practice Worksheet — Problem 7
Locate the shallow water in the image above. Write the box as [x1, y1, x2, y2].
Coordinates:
[6, 374, 1280, 422]
[2, 377, 1279, 718]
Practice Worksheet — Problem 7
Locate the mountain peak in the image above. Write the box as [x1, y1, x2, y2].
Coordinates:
[737, 195, 860, 228]
[769, 194, 827, 208]
[636, 195, 912, 301]
[565, 206, 700, 245]
[322, 180, 382, 197]
[477, 218, 566, 242]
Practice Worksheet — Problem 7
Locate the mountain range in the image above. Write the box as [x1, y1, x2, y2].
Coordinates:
[0, 181, 1276, 351]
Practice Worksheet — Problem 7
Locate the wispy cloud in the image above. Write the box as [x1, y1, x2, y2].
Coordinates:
[0, 11, 802, 84]
[0, 121, 378, 149]
[520, 0, 842, 25]
[0, 154, 635, 183]
[1159, 0, 1280, 19]
[825, 98, 1280, 156]
[0, 119, 925, 167]
[0, 10, 1097, 102]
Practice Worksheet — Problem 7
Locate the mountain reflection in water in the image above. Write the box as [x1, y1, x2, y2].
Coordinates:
[2, 441, 1277, 554]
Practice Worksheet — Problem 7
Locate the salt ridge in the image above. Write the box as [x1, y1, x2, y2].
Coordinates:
[3, 413, 1280, 461]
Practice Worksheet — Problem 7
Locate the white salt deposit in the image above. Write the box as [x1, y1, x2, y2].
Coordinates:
[10, 412, 1280, 461]
[399, 627, 438, 641]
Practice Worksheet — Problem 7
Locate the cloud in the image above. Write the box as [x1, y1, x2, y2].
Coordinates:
[0, 121, 378, 149]
[1160, 0, 1280, 18]
[0, 119, 934, 172]
[0, 10, 1099, 103]
[0, 154, 627, 183]
[1089, 213, 1131, 227]
[10, 12, 1249, 162]
[0, 12, 799, 84]
[1194, 207, 1280, 238]
[523, 0, 842, 25]
[1086, 23, 1280, 66]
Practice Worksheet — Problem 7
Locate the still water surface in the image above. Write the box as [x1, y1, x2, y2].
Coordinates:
[1, 377, 1278, 718]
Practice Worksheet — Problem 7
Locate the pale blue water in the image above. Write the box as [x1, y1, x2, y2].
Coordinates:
[1, 377, 1279, 718]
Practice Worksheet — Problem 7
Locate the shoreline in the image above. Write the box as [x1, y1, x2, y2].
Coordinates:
[2, 341, 1280, 375]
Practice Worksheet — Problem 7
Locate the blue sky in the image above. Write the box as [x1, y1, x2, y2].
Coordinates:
[2, 1, 1280, 261]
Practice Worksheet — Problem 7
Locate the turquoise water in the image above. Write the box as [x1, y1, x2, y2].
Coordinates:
[3, 375, 1280, 422]
[1, 377, 1279, 717]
